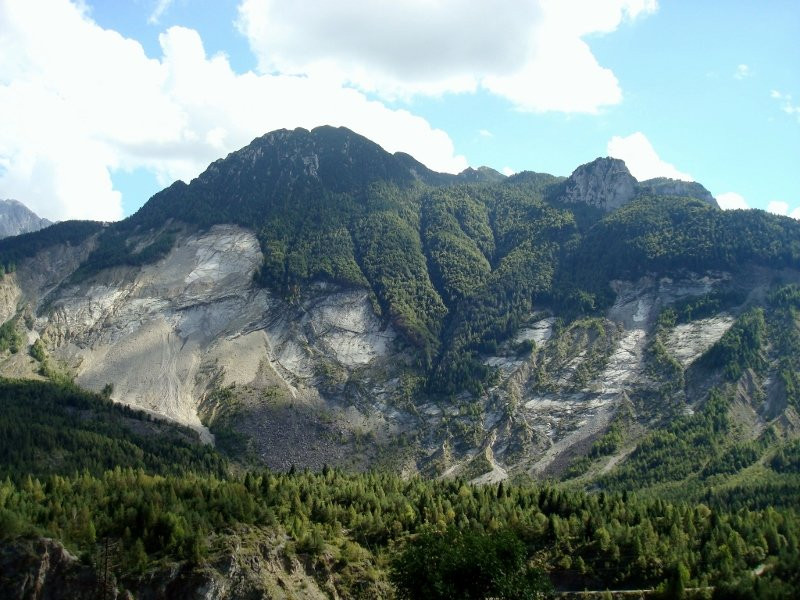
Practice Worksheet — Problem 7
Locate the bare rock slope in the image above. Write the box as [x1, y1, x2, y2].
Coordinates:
[3, 220, 794, 482]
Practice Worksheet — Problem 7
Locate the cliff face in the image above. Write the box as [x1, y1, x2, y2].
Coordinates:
[0, 224, 405, 457]
[562, 157, 638, 211]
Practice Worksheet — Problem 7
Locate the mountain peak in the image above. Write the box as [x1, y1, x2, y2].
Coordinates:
[562, 157, 637, 212]
[560, 157, 719, 211]
[0, 199, 52, 239]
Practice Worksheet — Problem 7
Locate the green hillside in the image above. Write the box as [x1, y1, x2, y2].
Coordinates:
[0, 379, 798, 598]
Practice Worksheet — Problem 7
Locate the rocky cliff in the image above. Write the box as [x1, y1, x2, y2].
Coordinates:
[562, 157, 638, 211]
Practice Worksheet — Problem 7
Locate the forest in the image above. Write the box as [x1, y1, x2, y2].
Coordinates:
[0, 378, 798, 598]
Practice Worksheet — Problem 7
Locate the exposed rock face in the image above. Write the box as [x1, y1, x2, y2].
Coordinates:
[561, 160, 720, 212]
[638, 177, 718, 207]
[0, 199, 52, 239]
[0, 538, 100, 599]
[0, 532, 356, 599]
[4, 224, 404, 458]
[665, 315, 735, 366]
[562, 157, 638, 212]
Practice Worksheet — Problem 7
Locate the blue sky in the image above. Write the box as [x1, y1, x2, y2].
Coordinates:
[0, 0, 798, 221]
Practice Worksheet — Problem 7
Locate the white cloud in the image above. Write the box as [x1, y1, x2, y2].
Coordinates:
[606, 132, 692, 181]
[716, 192, 749, 211]
[734, 64, 751, 79]
[478, 129, 493, 138]
[771, 90, 800, 121]
[148, 0, 174, 24]
[766, 201, 789, 216]
[0, 0, 467, 221]
[502, 166, 515, 176]
[766, 201, 800, 220]
[237, 0, 657, 113]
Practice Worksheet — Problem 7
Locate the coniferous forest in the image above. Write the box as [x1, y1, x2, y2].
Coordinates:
[0, 378, 798, 598]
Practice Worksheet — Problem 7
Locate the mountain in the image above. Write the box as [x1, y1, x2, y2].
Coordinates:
[0, 199, 52, 239]
[0, 125, 798, 498]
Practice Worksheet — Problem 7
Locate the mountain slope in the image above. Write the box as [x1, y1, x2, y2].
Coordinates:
[0, 125, 798, 490]
[0, 199, 52, 240]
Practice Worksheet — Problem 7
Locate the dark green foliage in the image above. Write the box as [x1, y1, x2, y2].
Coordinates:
[354, 205, 447, 365]
[562, 456, 592, 480]
[0, 220, 103, 275]
[713, 552, 800, 600]
[0, 378, 797, 594]
[0, 378, 226, 479]
[28, 338, 46, 363]
[766, 285, 800, 411]
[699, 308, 767, 380]
[701, 442, 762, 478]
[602, 388, 731, 490]
[391, 526, 552, 599]
[589, 423, 624, 459]
[0, 318, 22, 354]
[565, 197, 800, 307]
[71, 227, 179, 282]
[1, 466, 798, 594]
[771, 439, 800, 474]
[663, 290, 746, 326]
[421, 187, 493, 307]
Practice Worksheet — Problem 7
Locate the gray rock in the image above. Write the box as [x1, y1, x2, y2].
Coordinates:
[0, 199, 52, 239]
[562, 157, 638, 212]
[638, 177, 718, 207]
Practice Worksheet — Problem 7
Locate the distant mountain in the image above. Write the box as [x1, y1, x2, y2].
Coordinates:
[0, 199, 51, 239]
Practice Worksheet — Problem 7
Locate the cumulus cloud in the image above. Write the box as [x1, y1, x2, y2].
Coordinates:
[765, 201, 800, 220]
[502, 166, 515, 176]
[771, 90, 800, 121]
[766, 201, 789, 216]
[606, 132, 692, 181]
[0, 0, 467, 221]
[237, 0, 657, 113]
[716, 192, 749, 211]
[734, 64, 751, 79]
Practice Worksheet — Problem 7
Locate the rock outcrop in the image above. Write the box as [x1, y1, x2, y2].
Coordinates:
[0, 199, 52, 239]
[638, 177, 718, 207]
[562, 157, 638, 211]
[0, 538, 101, 599]
[561, 159, 720, 212]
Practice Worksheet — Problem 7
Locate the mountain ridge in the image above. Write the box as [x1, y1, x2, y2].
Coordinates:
[0, 125, 797, 493]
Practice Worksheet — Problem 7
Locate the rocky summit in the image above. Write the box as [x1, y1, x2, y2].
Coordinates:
[0, 125, 797, 487]
[0, 199, 52, 239]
